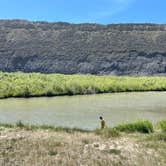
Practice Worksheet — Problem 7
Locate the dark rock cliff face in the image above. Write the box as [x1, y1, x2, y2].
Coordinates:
[0, 19, 166, 75]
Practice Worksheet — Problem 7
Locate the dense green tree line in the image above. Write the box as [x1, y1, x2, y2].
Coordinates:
[1, 72, 166, 98]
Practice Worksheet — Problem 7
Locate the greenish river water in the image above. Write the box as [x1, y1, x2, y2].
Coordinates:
[0, 92, 166, 130]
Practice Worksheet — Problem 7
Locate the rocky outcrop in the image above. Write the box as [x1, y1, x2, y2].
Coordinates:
[0, 19, 166, 75]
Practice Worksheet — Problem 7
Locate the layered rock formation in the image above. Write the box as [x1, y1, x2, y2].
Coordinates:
[0, 19, 166, 75]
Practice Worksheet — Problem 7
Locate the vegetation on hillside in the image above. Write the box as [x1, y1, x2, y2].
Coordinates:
[1, 72, 166, 98]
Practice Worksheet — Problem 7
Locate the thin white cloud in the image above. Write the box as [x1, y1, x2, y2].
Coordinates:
[91, 0, 135, 19]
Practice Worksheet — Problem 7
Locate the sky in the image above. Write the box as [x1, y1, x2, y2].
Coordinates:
[0, 0, 165, 24]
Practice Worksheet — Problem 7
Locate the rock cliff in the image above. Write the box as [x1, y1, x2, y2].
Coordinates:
[1, 20, 166, 75]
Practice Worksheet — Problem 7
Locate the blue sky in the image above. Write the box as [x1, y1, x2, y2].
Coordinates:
[0, 0, 165, 24]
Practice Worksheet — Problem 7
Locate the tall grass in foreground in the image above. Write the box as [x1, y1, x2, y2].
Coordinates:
[1, 72, 166, 98]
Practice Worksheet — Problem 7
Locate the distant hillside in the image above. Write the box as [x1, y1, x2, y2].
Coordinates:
[0, 20, 166, 75]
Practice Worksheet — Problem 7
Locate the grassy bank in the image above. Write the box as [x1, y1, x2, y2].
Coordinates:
[1, 120, 165, 141]
[0, 120, 166, 166]
[1, 72, 166, 98]
[0, 120, 165, 135]
[0, 121, 89, 133]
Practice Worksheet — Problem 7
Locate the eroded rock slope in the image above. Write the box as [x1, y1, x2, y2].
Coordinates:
[0, 20, 166, 75]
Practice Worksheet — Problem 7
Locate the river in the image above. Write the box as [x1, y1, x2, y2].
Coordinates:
[0, 92, 166, 130]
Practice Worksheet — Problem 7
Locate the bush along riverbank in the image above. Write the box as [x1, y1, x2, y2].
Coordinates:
[1, 72, 166, 98]
[0, 120, 166, 166]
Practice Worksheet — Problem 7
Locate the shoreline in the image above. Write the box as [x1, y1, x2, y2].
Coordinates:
[1, 90, 166, 100]
[0, 120, 165, 133]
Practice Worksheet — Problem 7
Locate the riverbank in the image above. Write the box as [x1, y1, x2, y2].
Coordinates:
[0, 121, 165, 166]
[1, 72, 166, 98]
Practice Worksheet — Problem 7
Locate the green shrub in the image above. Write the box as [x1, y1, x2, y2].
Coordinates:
[82, 138, 90, 144]
[16, 120, 25, 128]
[95, 128, 120, 138]
[1, 72, 166, 98]
[159, 120, 166, 132]
[114, 120, 154, 133]
[48, 150, 58, 156]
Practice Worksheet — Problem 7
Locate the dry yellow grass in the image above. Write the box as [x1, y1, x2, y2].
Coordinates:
[0, 128, 165, 166]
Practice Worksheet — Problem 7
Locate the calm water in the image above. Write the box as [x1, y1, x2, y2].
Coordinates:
[0, 92, 166, 130]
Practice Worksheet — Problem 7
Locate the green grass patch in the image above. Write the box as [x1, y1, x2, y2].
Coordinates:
[159, 120, 166, 132]
[82, 138, 90, 144]
[103, 149, 121, 155]
[0, 123, 14, 128]
[114, 120, 154, 133]
[48, 150, 58, 156]
[1, 72, 166, 98]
